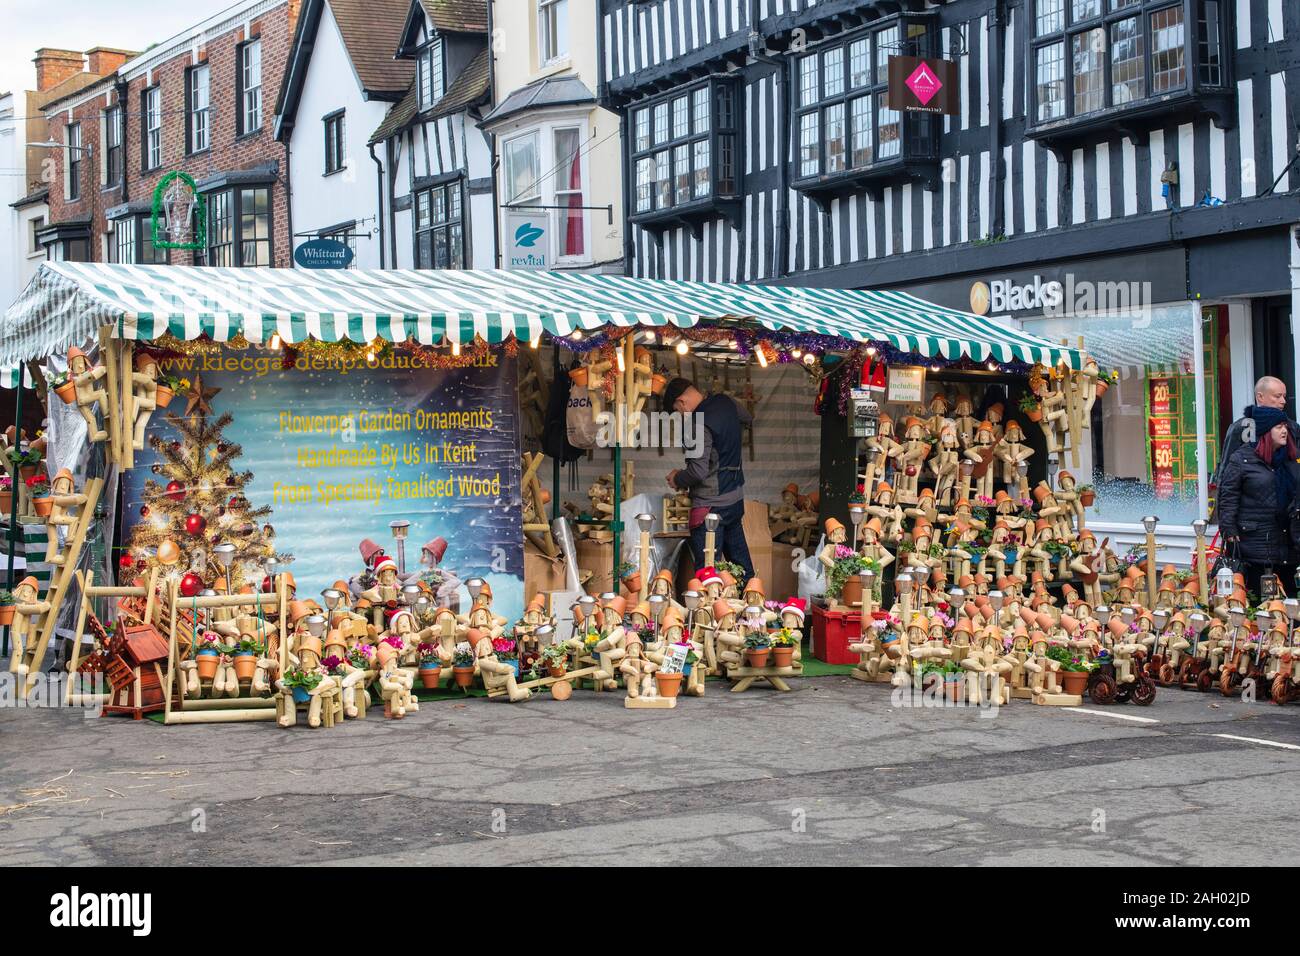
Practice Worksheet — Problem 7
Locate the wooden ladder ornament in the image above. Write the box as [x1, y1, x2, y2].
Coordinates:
[98, 327, 123, 469]
[19, 477, 102, 696]
[521, 452, 559, 558]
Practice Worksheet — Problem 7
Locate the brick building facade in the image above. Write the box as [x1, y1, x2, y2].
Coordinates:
[39, 0, 300, 269]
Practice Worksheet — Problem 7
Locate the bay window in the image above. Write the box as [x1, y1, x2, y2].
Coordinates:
[110, 215, 168, 265]
[204, 187, 271, 267]
[790, 17, 938, 198]
[504, 132, 540, 205]
[554, 127, 584, 258]
[1028, 0, 1229, 136]
[629, 79, 738, 226]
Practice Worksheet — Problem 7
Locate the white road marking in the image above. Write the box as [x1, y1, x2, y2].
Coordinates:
[1207, 734, 1300, 752]
[1065, 708, 1160, 724]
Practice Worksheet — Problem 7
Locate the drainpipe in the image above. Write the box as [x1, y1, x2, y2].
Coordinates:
[115, 79, 129, 204]
[486, 0, 501, 267]
[989, 0, 1005, 240]
[620, 110, 633, 273]
[369, 143, 386, 268]
[748, 18, 788, 280]
[283, 139, 294, 267]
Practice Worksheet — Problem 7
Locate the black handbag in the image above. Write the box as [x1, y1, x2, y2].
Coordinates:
[1210, 536, 1243, 579]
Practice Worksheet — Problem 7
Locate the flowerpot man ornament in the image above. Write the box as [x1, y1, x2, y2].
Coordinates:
[472, 627, 532, 701]
[67, 346, 108, 442]
[130, 352, 159, 450]
[43, 469, 87, 565]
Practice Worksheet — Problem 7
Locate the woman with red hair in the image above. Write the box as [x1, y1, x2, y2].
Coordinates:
[1216, 404, 1300, 597]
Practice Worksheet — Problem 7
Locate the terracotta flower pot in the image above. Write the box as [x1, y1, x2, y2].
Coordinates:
[569, 367, 589, 387]
[232, 653, 258, 681]
[195, 650, 220, 681]
[1023, 406, 1043, 422]
[1096, 380, 1109, 397]
[745, 648, 770, 669]
[32, 496, 53, 518]
[772, 645, 794, 668]
[839, 575, 863, 608]
[1060, 670, 1089, 695]
[453, 665, 475, 688]
[0, 604, 13, 626]
[18, 466, 36, 482]
[155, 385, 175, 409]
[651, 373, 667, 396]
[419, 665, 442, 689]
[0, 491, 11, 514]
[54, 381, 77, 404]
[546, 660, 567, 678]
[1079, 490, 1096, 507]
[945, 677, 962, 703]
[622, 572, 642, 595]
[655, 671, 684, 698]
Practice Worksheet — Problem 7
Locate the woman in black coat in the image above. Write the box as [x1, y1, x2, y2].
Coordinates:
[1216, 405, 1300, 598]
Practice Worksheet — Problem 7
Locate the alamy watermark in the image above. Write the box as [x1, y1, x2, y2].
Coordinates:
[0, 671, 105, 717]
[594, 409, 705, 458]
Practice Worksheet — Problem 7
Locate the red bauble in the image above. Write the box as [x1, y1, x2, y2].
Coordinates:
[119, 554, 134, 570]
[140, 505, 150, 518]
[179, 572, 203, 597]
[261, 575, 273, 593]
[229, 495, 243, 509]
[185, 513, 208, 535]
[165, 480, 185, 501]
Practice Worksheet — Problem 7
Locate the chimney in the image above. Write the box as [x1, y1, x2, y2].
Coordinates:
[33, 48, 84, 92]
[85, 47, 135, 76]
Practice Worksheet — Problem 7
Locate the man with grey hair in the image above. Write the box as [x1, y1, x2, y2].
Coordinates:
[1211, 375, 1298, 513]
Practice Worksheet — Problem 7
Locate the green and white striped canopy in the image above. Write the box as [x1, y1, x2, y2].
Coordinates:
[0, 262, 1084, 370]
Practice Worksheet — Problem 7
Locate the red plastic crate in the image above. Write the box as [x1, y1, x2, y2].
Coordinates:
[812, 604, 862, 665]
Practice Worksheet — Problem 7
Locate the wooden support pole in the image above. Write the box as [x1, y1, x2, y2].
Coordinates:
[98, 327, 120, 468]
[164, 708, 278, 724]
[63, 569, 93, 706]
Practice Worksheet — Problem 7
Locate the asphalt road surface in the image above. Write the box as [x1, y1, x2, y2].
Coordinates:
[1, 676, 1298, 866]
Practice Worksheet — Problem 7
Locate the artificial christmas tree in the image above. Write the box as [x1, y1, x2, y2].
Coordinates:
[125, 410, 288, 591]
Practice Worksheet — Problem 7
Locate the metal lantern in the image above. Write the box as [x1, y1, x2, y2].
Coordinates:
[534, 624, 556, 646]
[1120, 606, 1136, 626]
[305, 615, 326, 638]
[212, 542, 236, 568]
[910, 564, 929, 586]
[647, 594, 667, 622]
[849, 504, 866, 526]
[401, 584, 422, 605]
[161, 174, 197, 242]
[1215, 565, 1234, 599]
[988, 589, 1004, 611]
[895, 572, 913, 595]
[1016, 460, 1029, 479]
[1188, 611, 1208, 635]
[682, 589, 701, 611]
[948, 587, 966, 610]
[704, 513, 720, 533]
[1192, 518, 1208, 539]
[1046, 456, 1059, 487]
[1228, 605, 1246, 628]
[466, 577, 485, 603]
[321, 588, 342, 610]
[1141, 515, 1159, 534]
[389, 519, 411, 573]
[636, 512, 655, 534]
[1152, 609, 1170, 632]
[860, 567, 876, 594]
[598, 591, 617, 603]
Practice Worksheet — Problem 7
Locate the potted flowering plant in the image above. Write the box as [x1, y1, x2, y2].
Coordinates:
[540, 642, 569, 678]
[826, 548, 878, 605]
[1018, 392, 1043, 422]
[1047, 644, 1095, 695]
[1077, 484, 1096, 507]
[770, 627, 798, 668]
[0, 474, 11, 514]
[417, 642, 442, 688]
[46, 369, 77, 404]
[743, 632, 771, 668]
[347, 643, 375, 672]
[452, 645, 477, 688]
[616, 560, 641, 596]
[0, 588, 13, 627]
[7, 447, 42, 482]
[231, 637, 264, 681]
[493, 637, 519, 676]
[194, 630, 225, 681]
[26, 474, 52, 517]
[155, 373, 188, 409]
[716, 560, 746, 583]
[282, 667, 323, 704]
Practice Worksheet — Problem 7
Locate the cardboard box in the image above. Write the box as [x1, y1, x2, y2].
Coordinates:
[771, 542, 800, 603]
[574, 538, 614, 594]
[524, 544, 565, 596]
[677, 500, 772, 589]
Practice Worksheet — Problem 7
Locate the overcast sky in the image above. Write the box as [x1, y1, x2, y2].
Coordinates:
[0, 0, 237, 103]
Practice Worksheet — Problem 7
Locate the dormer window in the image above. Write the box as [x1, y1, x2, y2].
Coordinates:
[1028, 0, 1231, 148]
[417, 40, 445, 111]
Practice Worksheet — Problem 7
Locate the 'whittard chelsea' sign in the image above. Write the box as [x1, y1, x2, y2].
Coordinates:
[294, 237, 354, 270]
[505, 212, 549, 270]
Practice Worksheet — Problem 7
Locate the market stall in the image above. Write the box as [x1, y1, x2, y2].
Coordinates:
[3, 261, 1276, 721]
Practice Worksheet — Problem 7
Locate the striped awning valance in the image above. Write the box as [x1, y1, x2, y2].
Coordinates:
[0, 262, 1085, 370]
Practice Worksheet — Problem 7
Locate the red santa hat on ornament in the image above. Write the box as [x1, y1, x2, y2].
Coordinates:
[781, 598, 807, 622]
[697, 566, 723, 588]
[373, 555, 398, 577]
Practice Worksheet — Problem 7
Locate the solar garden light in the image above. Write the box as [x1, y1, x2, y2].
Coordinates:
[849, 503, 865, 549]
[321, 588, 343, 611]
[860, 567, 877, 615]
[988, 589, 1004, 612]
[1141, 515, 1159, 608]
[305, 615, 326, 639]
[635, 512, 655, 599]
[704, 512, 720, 567]
[466, 577, 485, 605]
[401, 584, 422, 606]
[389, 519, 411, 573]
[683, 588, 701, 631]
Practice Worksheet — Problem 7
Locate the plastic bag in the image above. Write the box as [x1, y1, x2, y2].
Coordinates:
[797, 534, 827, 605]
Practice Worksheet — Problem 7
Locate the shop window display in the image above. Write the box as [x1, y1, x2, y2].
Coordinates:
[1021, 303, 1210, 527]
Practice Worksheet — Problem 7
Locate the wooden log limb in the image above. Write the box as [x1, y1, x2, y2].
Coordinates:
[624, 695, 676, 708]
[1032, 692, 1082, 706]
[164, 708, 279, 724]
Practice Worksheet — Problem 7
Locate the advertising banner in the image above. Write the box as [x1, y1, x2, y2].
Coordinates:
[121, 346, 524, 624]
